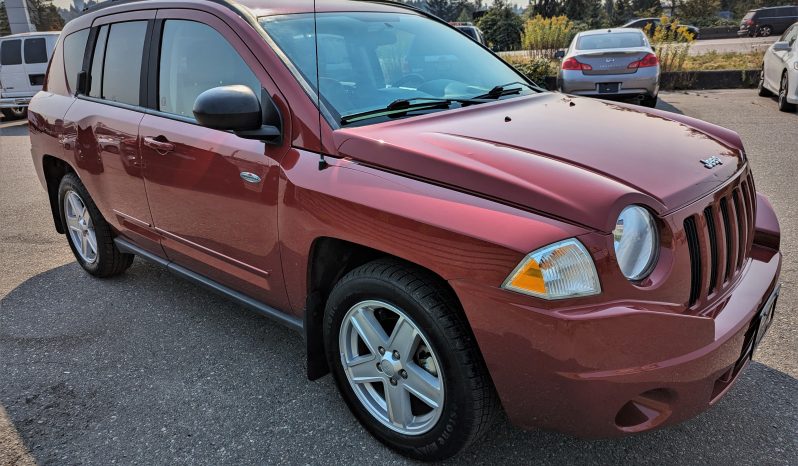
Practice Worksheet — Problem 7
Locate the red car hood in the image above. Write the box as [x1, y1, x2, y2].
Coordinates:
[333, 93, 745, 232]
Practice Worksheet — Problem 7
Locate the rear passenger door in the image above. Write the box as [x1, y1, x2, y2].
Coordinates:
[62, 11, 163, 255]
[138, 9, 291, 311]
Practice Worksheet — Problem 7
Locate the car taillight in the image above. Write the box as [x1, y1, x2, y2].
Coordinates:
[628, 53, 659, 69]
[562, 57, 592, 71]
[743, 19, 753, 26]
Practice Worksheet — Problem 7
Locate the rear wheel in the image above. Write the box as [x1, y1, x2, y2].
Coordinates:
[758, 66, 772, 97]
[58, 173, 134, 277]
[778, 73, 796, 112]
[1, 107, 27, 120]
[324, 260, 498, 461]
[759, 25, 772, 37]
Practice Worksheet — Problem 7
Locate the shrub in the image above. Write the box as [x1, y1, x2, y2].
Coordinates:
[506, 55, 557, 84]
[522, 15, 574, 59]
[646, 16, 695, 73]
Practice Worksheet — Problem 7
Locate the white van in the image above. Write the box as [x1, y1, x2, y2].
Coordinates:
[0, 32, 60, 120]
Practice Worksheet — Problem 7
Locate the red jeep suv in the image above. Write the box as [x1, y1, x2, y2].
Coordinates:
[29, 0, 782, 460]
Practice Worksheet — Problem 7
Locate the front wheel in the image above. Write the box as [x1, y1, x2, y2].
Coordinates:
[324, 260, 498, 461]
[758, 67, 772, 97]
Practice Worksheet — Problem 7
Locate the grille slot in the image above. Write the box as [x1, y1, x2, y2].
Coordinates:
[704, 206, 719, 294]
[684, 216, 701, 307]
[732, 189, 746, 269]
[719, 197, 733, 281]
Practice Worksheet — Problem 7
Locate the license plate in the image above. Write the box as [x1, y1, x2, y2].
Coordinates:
[597, 83, 620, 94]
[752, 285, 779, 354]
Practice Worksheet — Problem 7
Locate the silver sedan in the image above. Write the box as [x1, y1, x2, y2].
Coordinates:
[557, 28, 660, 107]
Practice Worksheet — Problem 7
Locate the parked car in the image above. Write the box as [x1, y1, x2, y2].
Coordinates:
[758, 22, 798, 111]
[739, 5, 798, 37]
[450, 21, 486, 45]
[622, 17, 700, 39]
[557, 28, 660, 107]
[0, 31, 59, 120]
[29, 0, 782, 461]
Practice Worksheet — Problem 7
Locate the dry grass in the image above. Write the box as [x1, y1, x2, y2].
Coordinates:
[681, 51, 764, 71]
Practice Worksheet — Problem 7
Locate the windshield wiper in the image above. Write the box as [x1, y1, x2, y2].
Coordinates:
[340, 97, 485, 125]
[471, 81, 539, 100]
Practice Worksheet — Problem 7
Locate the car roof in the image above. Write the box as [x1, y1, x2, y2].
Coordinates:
[81, 0, 417, 16]
[751, 5, 797, 11]
[577, 28, 646, 37]
[0, 31, 60, 39]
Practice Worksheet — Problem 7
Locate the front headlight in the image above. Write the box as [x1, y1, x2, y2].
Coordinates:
[502, 239, 601, 300]
[613, 206, 659, 280]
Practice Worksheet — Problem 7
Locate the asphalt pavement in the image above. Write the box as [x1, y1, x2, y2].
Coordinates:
[1, 90, 796, 465]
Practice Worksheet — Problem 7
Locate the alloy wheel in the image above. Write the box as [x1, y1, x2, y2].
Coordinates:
[760, 26, 772, 37]
[338, 300, 444, 435]
[64, 190, 98, 264]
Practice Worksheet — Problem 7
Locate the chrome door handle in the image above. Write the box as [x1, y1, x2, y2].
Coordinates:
[240, 172, 262, 184]
[143, 136, 174, 154]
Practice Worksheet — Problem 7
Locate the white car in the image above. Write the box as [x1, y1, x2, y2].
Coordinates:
[758, 22, 798, 112]
[0, 32, 60, 120]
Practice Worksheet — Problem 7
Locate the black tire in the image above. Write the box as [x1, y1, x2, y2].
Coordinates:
[640, 94, 658, 108]
[758, 67, 772, 97]
[58, 173, 134, 277]
[778, 73, 796, 113]
[1, 107, 27, 120]
[323, 259, 499, 461]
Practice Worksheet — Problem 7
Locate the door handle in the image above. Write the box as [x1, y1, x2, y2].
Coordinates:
[143, 136, 175, 154]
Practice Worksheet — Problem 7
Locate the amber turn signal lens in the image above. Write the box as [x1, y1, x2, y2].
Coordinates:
[507, 259, 546, 295]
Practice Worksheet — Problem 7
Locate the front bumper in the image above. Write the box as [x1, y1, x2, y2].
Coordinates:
[0, 96, 31, 109]
[450, 205, 781, 438]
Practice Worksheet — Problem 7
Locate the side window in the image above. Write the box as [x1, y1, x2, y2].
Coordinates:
[1, 39, 22, 65]
[24, 38, 48, 64]
[158, 20, 260, 118]
[63, 28, 90, 93]
[102, 21, 147, 105]
[786, 27, 798, 46]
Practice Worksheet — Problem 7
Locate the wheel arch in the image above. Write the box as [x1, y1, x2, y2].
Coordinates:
[41, 155, 76, 234]
[303, 237, 464, 381]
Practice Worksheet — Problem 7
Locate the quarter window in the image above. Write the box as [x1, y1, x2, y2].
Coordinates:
[158, 20, 260, 118]
[0, 39, 22, 65]
[24, 38, 48, 64]
[63, 29, 90, 93]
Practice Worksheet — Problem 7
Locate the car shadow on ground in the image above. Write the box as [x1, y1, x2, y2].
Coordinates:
[0, 261, 796, 465]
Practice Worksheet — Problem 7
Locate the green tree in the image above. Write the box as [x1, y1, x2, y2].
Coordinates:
[527, 0, 563, 18]
[426, 0, 461, 21]
[679, 0, 720, 22]
[612, 0, 633, 24]
[0, 2, 11, 36]
[27, 0, 63, 31]
[477, 0, 523, 51]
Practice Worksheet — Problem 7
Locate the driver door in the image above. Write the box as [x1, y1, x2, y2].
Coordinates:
[139, 10, 291, 311]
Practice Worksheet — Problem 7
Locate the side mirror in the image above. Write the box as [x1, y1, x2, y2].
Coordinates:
[772, 41, 791, 52]
[193, 85, 282, 144]
[553, 50, 565, 60]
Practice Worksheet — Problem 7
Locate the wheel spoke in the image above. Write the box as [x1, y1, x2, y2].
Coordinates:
[65, 215, 81, 232]
[67, 193, 83, 217]
[404, 363, 443, 409]
[387, 317, 418, 364]
[345, 354, 383, 384]
[385, 385, 413, 428]
[86, 230, 98, 255]
[80, 233, 89, 256]
[350, 307, 389, 355]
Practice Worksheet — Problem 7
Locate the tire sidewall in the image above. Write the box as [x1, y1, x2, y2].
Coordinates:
[323, 276, 475, 459]
[58, 174, 102, 274]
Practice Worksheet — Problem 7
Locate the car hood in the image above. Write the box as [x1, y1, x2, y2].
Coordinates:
[333, 93, 745, 232]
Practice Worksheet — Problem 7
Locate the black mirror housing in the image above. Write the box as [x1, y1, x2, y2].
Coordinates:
[193, 85, 262, 131]
[554, 50, 565, 60]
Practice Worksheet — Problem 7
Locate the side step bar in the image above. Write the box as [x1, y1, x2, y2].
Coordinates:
[114, 238, 303, 332]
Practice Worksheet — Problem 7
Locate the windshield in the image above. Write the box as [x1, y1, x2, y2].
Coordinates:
[577, 32, 646, 50]
[260, 12, 535, 125]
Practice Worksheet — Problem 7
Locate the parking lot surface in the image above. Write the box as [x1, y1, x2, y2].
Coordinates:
[1, 90, 796, 465]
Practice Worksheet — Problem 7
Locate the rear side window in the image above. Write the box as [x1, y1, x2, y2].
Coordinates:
[158, 20, 260, 118]
[24, 38, 48, 64]
[63, 29, 90, 93]
[88, 21, 147, 105]
[1, 39, 22, 65]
